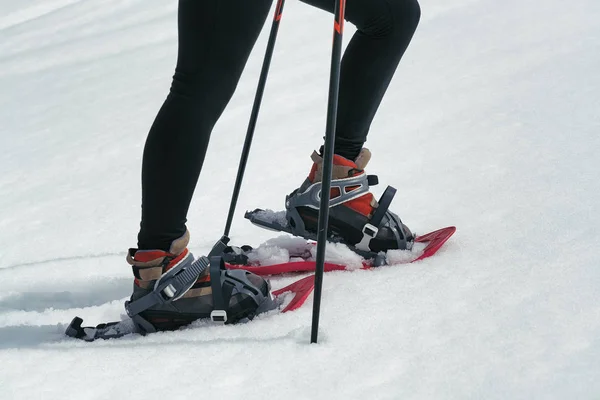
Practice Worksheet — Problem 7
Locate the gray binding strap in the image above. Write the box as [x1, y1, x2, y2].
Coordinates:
[355, 186, 396, 251]
[208, 235, 230, 257]
[130, 313, 157, 335]
[387, 211, 412, 251]
[286, 174, 370, 239]
[125, 255, 210, 319]
[288, 173, 370, 211]
[209, 256, 227, 323]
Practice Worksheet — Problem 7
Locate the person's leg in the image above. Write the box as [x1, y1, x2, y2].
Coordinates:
[126, 0, 275, 332]
[300, 0, 421, 160]
[138, 0, 273, 251]
[286, 0, 420, 252]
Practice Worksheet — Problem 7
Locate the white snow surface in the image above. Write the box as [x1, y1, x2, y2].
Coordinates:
[246, 235, 366, 269]
[1, 0, 599, 399]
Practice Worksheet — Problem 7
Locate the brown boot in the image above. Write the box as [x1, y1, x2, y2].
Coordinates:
[127, 231, 272, 330]
[287, 149, 413, 252]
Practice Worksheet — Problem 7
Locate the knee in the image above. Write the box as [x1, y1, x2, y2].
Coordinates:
[169, 70, 206, 100]
[396, 0, 421, 32]
[356, 0, 421, 38]
[170, 68, 238, 104]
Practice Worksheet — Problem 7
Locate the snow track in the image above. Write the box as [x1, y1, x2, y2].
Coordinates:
[0, 256, 127, 336]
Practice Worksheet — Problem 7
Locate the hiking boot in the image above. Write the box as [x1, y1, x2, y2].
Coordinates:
[127, 230, 273, 331]
[285, 148, 413, 252]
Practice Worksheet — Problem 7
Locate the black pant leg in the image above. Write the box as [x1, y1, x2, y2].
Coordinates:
[138, 0, 272, 250]
[300, 0, 421, 160]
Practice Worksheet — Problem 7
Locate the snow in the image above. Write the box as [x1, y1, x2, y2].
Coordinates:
[245, 235, 366, 269]
[251, 209, 289, 227]
[1, 0, 599, 398]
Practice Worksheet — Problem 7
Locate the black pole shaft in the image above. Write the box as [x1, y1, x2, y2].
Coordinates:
[224, 0, 286, 237]
[311, 0, 346, 344]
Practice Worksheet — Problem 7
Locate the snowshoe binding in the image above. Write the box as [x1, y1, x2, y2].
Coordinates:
[65, 231, 278, 341]
[246, 148, 414, 258]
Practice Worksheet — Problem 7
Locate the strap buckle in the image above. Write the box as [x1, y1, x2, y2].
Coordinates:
[160, 283, 178, 299]
[210, 310, 228, 323]
[356, 223, 378, 251]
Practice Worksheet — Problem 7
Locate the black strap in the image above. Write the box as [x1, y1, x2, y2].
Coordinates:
[367, 175, 379, 186]
[386, 210, 405, 249]
[221, 281, 235, 308]
[131, 313, 157, 335]
[210, 256, 226, 313]
[370, 186, 396, 228]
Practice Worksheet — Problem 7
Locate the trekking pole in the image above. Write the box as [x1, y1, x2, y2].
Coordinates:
[224, 0, 286, 237]
[311, 0, 346, 344]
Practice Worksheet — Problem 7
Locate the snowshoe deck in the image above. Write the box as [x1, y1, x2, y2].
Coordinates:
[226, 226, 456, 276]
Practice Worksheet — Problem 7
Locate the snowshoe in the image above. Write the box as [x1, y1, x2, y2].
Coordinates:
[66, 232, 280, 341]
[223, 226, 456, 276]
[246, 148, 414, 257]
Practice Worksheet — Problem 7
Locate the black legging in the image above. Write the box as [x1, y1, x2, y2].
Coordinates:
[138, 0, 420, 251]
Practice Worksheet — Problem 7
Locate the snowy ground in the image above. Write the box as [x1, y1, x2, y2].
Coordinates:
[1, 0, 599, 398]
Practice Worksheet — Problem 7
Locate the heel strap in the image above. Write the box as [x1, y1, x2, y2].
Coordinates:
[355, 187, 395, 251]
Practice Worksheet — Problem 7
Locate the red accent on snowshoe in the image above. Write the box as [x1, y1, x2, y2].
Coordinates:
[227, 260, 347, 275]
[225, 226, 456, 276]
[412, 226, 456, 262]
[272, 275, 315, 312]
